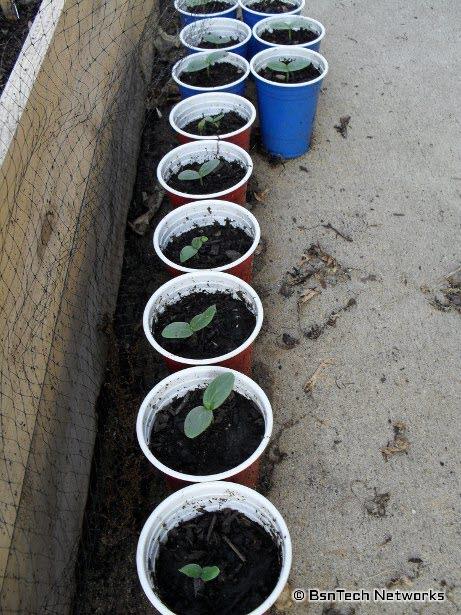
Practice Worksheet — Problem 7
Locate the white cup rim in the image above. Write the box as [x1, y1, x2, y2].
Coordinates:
[239, 0, 304, 18]
[153, 199, 261, 274]
[169, 92, 256, 141]
[180, 17, 252, 54]
[172, 51, 250, 94]
[253, 15, 326, 48]
[156, 139, 253, 200]
[175, 0, 239, 18]
[143, 271, 264, 366]
[136, 366, 273, 482]
[250, 46, 329, 87]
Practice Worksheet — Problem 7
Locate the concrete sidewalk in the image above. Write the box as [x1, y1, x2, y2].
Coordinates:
[252, 1, 461, 613]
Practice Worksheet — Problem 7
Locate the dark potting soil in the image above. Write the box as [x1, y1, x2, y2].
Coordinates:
[196, 35, 240, 49]
[153, 290, 256, 359]
[260, 26, 318, 45]
[149, 387, 264, 474]
[258, 59, 322, 84]
[185, 0, 233, 14]
[164, 220, 253, 268]
[249, 0, 296, 13]
[179, 62, 243, 88]
[154, 508, 282, 615]
[167, 157, 247, 195]
[183, 110, 247, 136]
[0, 0, 42, 94]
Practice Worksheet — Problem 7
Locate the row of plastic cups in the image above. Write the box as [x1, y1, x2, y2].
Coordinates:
[167, 46, 328, 161]
[180, 15, 325, 59]
[137, 481, 292, 615]
[175, 0, 304, 27]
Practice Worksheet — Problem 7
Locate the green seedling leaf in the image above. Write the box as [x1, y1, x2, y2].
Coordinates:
[197, 113, 225, 134]
[266, 59, 291, 73]
[184, 405, 213, 438]
[179, 563, 203, 578]
[203, 372, 235, 411]
[178, 169, 201, 181]
[180, 236, 208, 263]
[207, 50, 227, 64]
[288, 58, 311, 72]
[202, 33, 233, 45]
[190, 304, 217, 332]
[201, 566, 220, 581]
[179, 245, 198, 263]
[161, 321, 193, 339]
[184, 56, 209, 73]
[179, 563, 221, 581]
[270, 21, 291, 30]
[191, 236, 208, 249]
[200, 159, 221, 177]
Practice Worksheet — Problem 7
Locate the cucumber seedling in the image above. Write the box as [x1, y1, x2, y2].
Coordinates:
[201, 32, 233, 46]
[197, 112, 225, 134]
[269, 18, 310, 42]
[179, 563, 220, 582]
[180, 236, 208, 263]
[161, 304, 216, 339]
[266, 57, 312, 82]
[177, 159, 221, 186]
[184, 371, 235, 438]
[183, 50, 228, 79]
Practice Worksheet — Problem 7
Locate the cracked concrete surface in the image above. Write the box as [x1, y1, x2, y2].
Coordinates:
[251, 0, 461, 613]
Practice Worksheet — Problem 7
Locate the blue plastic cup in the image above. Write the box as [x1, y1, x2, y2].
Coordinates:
[172, 51, 250, 99]
[180, 18, 252, 58]
[175, 0, 239, 26]
[239, 0, 304, 57]
[252, 15, 325, 56]
[250, 47, 328, 158]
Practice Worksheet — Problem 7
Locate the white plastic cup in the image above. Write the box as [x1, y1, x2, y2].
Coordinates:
[253, 15, 326, 53]
[180, 17, 252, 56]
[153, 199, 260, 282]
[172, 51, 250, 98]
[156, 140, 253, 206]
[137, 366, 272, 488]
[169, 92, 256, 150]
[137, 481, 292, 615]
[143, 271, 263, 373]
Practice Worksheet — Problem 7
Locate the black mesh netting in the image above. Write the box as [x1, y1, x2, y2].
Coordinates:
[0, 0, 208, 612]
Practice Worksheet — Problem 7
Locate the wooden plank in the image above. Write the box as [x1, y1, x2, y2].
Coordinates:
[0, 0, 155, 610]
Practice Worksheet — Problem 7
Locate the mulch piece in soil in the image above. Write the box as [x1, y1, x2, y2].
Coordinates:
[167, 157, 247, 195]
[153, 290, 256, 359]
[185, 0, 233, 14]
[260, 26, 318, 45]
[179, 62, 244, 87]
[196, 35, 240, 49]
[0, 0, 42, 94]
[149, 387, 264, 474]
[249, 0, 296, 13]
[258, 59, 321, 84]
[163, 220, 253, 268]
[183, 110, 247, 136]
[154, 508, 282, 615]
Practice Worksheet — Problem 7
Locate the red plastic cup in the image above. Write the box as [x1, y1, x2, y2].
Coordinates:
[143, 271, 263, 375]
[153, 200, 260, 283]
[169, 92, 256, 151]
[156, 140, 253, 207]
[136, 366, 272, 491]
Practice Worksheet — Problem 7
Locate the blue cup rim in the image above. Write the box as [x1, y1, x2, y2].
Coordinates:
[250, 46, 328, 87]
[253, 15, 325, 48]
